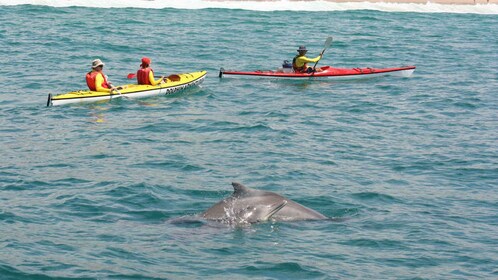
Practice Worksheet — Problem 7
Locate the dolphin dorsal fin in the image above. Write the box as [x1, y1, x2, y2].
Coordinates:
[232, 182, 252, 197]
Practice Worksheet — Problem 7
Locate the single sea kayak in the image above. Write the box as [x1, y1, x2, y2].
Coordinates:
[219, 65, 415, 80]
[47, 70, 207, 106]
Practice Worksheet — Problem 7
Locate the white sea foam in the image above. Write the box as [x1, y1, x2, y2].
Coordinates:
[0, 0, 497, 14]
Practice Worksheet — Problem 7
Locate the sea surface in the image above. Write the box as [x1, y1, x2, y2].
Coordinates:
[1, 1, 497, 279]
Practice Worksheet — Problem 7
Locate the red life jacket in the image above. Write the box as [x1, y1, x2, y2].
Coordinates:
[137, 68, 154, 85]
[292, 55, 307, 73]
[86, 71, 109, 91]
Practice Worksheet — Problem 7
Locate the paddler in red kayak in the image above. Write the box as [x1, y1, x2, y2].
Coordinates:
[292, 46, 324, 73]
[85, 59, 118, 93]
[136, 57, 167, 85]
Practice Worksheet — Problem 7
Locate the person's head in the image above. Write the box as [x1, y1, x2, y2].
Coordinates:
[141, 57, 151, 68]
[92, 59, 105, 71]
[297, 46, 308, 55]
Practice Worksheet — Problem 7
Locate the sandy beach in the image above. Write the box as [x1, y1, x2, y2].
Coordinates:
[206, 0, 498, 5]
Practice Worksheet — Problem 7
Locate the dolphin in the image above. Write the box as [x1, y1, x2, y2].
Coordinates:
[201, 182, 327, 224]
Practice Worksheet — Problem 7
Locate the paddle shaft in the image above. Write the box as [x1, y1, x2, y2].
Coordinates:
[127, 73, 181, 82]
[108, 83, 129, 99]
[127, 73, 163, 79]
[113, 89, 129, 99]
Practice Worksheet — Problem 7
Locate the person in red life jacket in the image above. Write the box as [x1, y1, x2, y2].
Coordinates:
[86, 59, 118, 93]
[136, 57, 166, 85]
[292, 46, 324, 73]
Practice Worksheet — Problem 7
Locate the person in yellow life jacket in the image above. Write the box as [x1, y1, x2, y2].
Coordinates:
[136, 57, 167, 85]
[86, 59, 118, 93]
[292, 46, 324, 73]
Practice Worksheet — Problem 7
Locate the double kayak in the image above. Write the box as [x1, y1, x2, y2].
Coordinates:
[219, 65, 415, 80]
[47, 70, 207, 106]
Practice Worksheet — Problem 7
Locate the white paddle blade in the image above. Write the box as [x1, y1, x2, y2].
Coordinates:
[324, 36, 333, 48]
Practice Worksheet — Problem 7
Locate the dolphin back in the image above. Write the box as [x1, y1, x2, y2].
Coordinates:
[232, 182, 327, 221]
[202, 182, 327, 223]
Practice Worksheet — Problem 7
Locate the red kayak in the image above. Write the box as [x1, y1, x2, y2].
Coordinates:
[219, 65, 415, 80]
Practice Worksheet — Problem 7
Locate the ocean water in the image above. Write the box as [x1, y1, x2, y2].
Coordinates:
[1, 1, 497, 279]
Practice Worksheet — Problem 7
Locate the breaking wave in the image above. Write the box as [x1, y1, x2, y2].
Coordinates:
[1, 0, 497, 14]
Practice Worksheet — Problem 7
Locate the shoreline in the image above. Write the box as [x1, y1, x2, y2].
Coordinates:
[205, 0, 498, 5]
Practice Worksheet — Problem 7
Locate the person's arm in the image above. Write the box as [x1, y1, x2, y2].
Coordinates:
[302, 55, 322, 64]
[95, 73, 112, 93]
[149, 70, 164, 86]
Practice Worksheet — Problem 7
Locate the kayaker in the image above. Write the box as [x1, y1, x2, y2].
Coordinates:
[136, 57, 166, 85]
[86, 59, 118, 93]
[292, 46, 324, 73]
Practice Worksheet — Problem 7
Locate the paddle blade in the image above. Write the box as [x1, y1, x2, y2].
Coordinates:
[312, 37, 334, 74]
[127, 73, 136, 79]
[324, 36, 333, 49]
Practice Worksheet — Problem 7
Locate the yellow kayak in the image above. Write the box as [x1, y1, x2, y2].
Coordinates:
[47, 70, 207, 106]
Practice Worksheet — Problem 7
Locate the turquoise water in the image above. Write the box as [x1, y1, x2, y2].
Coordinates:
[1, 3, 497, 279]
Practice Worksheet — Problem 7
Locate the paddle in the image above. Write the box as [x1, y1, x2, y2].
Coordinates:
[127, 73, 165, 79]
[112, 87, 129, 100]
[108, 81, 128, 100]
[127, 73, 139, 79]
[311, 36, 333, 73]
[127, 73, 181, 82]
